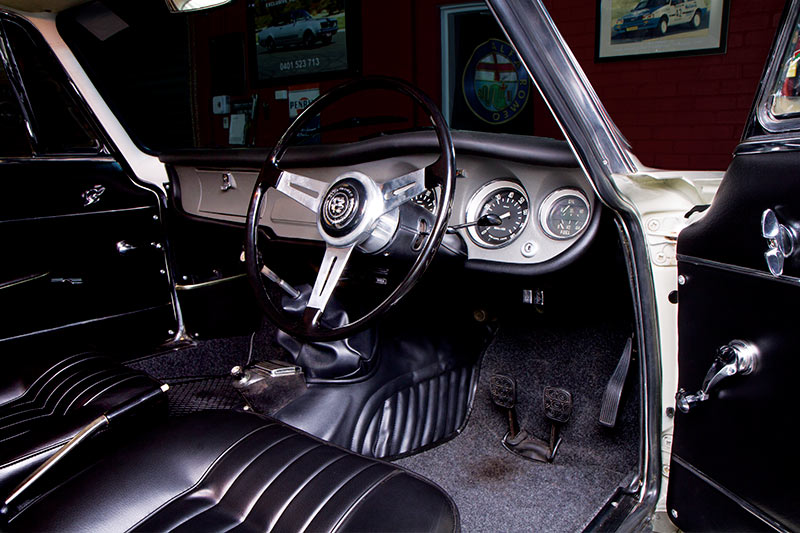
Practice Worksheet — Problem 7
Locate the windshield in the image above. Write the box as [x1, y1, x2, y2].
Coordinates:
[633, 0, 666, 10]
[56, 0, 559, 153]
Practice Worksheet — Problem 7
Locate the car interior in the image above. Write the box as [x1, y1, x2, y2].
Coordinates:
[0, 1, 646, 531]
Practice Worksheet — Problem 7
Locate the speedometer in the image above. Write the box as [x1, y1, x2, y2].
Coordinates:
[465, 180, 529, 248]
[539, 189, 590, 240]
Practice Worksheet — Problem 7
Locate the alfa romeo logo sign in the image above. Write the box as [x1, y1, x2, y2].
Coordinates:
[462, 39, 530, 125]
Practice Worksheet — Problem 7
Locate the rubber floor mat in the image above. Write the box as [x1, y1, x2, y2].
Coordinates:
[166, 376, 247, 416]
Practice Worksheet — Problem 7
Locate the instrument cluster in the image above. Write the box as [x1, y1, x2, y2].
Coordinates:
[452, 164, 594, 266]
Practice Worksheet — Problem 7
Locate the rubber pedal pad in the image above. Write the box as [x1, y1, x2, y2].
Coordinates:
[543, 386, 572, 424]
[599, 337, 633, 428]
[489, 374, 517, 410]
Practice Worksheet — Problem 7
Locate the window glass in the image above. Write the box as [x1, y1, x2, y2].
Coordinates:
[3, 19, 99, 154]
[57, 1, 562, 153]
[0, 58, 33, 156]
[770, 19, 800, 118]
[57, 3, 193, 153]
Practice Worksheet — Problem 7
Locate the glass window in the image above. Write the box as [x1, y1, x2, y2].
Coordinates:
[3, 18, 100, 155]
[769, 19, 800, 118]
[0, 58, 33, 157]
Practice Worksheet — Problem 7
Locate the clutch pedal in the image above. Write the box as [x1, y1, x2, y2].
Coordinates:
[489, 374, 519, 438]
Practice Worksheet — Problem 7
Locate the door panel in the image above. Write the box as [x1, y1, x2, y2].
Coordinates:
[0, 14, 175, 352]
[676, 151, 800, 277]
[668, 460, 776, 532]
[669, 151, 800, 531]
[0, 160, 174, 345]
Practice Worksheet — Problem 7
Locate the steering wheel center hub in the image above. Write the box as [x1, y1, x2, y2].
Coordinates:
[321, 179, 365, 236]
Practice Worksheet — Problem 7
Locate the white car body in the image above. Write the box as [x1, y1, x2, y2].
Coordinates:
[257, 9, 337, 50]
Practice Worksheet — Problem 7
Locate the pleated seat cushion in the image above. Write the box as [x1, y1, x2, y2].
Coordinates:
[6, 410, 459, 533]
[0, 352, 165, 494]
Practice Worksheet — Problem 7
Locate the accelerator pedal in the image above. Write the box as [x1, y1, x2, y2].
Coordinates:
[599, 337, 633, 428]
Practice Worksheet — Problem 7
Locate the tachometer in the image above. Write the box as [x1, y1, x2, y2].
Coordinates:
[465, 180, 529, 248]
[539, 189, 590, 240]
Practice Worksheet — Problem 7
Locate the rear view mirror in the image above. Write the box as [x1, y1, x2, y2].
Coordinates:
[164, 0, 231, 13]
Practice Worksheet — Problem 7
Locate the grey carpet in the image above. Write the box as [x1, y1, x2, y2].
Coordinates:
[396, 314, 639, 533]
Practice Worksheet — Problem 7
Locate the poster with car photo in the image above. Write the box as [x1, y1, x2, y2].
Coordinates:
[596, 0, 730, 61]
[250, 0, 354, 84]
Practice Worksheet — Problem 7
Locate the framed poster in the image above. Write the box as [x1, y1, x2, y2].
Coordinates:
[248, 0, 360, 86]
[596, 0, 730, 61]
[441, 4, 534, 134]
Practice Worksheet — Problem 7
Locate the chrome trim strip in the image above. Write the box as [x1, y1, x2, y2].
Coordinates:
[0, 156, 116, 163]
[4, 415, 108, 510]
[0, 304, 171, 344]
[0, 271, 48, 290]
[0, 205, 154, 224]
[677, 254, 800, 286]
[175, 273, 247, 291]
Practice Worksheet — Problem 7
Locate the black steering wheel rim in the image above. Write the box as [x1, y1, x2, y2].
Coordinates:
[245, 76, 456, 342]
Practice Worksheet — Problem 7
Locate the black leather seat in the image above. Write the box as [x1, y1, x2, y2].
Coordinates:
[0, 352, 165, 494]
[5, 410, 459, 532]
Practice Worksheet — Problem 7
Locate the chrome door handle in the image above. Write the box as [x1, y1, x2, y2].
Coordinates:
[762, 209, 797, 276]
[116, 240, 136, 254]
[81, 185, 106, 207]
[220, 172, 237, 192]
[676, 340, 758, 413]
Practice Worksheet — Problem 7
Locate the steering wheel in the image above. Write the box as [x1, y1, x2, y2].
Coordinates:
[245, 76, 456, 342]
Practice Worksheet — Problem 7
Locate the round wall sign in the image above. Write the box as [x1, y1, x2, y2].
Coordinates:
[462, 38, 531, 125]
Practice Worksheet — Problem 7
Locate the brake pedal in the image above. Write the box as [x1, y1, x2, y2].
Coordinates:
[599, 337, 633, 428]
[544, 386, 572, 424]
[543, 387, 572, 460]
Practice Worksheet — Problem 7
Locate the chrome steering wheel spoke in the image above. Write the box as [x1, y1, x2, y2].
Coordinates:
[305, 244, 355, 325]
[380, 168, 426, 215]
[275, 171, 328, 213]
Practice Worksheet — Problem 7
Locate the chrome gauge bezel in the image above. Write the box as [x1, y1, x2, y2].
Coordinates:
[538, 188, 591, 240]
[465, 179, 530, 249]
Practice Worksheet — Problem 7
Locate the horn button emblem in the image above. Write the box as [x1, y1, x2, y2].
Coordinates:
[321, 178, 366, 237]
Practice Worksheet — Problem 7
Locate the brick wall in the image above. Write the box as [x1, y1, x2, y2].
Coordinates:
[543, 0, 786, 170]
[192, 1, 785, 170]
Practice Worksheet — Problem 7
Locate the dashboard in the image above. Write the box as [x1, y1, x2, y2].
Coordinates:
[168, 131, 598, 273]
